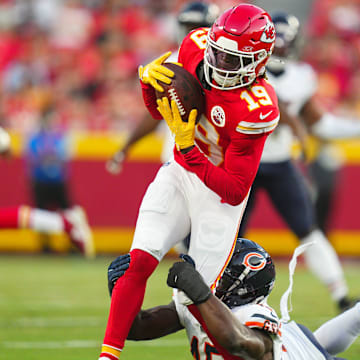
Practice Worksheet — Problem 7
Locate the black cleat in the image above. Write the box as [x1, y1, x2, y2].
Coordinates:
[338, 297, 360, 313]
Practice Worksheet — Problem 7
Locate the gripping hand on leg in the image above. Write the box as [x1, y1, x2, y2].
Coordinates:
[107, 254, 131, 296]
[156, 97, 197, 152]
[167, 255, 211, 305]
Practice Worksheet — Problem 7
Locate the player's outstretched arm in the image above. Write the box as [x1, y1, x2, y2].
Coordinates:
[278, 101, 309, 162]
[196, 295, 272, 359]
[301, 97, 360, 139]
[106, 114, 160, 174]
[107, 255, 184, 340]
[128, 302, 184, 340]
[167, 259, 273, 359]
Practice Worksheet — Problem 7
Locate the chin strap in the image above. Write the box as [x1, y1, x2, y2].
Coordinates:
[279, 241, 314, 323]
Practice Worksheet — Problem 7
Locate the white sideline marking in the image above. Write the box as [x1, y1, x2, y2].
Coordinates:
[2, 340, 99, 349]
[2, 339, 187, 349]
[13, 317, 102, 327]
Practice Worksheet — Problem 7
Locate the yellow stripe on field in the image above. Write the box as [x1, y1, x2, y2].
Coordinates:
[242, 230, 360, 257]
[72, 132, 164, 160]
[9, 131, 164, 161]
[8, 131, 360, 163]
[0, 228, 360, 256]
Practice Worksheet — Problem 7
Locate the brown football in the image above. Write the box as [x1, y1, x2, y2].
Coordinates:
[155, 63, 205, 124]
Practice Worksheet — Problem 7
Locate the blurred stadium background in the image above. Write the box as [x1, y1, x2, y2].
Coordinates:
[1, 0, 360, 358]
[1, 0, 360, 257]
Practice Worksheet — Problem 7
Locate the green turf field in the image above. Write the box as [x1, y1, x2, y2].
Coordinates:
[0, 254, 359, 359]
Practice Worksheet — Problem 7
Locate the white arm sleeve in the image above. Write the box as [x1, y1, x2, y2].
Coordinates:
[314, 302, 360, 355]
[311, 112, 360, 139]
[0, 127, 10, 152]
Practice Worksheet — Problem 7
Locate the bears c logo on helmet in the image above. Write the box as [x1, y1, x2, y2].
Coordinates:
[243, 252, 267, 271]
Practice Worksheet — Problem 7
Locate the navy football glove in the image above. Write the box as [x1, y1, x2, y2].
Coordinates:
[107, 253, 131, 297]
[179, 253, 195, 267]
[167, 254, 211, 305]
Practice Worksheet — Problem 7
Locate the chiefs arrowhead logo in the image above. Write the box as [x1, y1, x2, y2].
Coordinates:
[260, 22, 276, 43]
[211, 106, 226, 127]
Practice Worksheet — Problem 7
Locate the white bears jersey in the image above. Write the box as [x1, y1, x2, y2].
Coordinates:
[174, 291, 223, 359]
[261, 61, 317, 163]
[174, 294, 333, 359]
[281, 321, 332, 360]
[174, 294, 283, 359]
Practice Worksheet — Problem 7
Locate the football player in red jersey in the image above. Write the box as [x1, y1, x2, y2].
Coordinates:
[99, 4, 280, 359]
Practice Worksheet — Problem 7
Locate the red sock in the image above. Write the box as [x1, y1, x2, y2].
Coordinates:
[102, 249, 159, 351]
[0, 206, 27, 228]
[61, 214, 72, 234]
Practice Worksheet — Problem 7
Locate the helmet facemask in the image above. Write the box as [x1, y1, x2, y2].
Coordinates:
[215, 265, 275, 308]
[215, 239, 276, 308]
[204, 34, 268, 90]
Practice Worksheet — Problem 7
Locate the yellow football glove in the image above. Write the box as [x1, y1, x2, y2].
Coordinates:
[138, 52, 175, 92]
[157, 97, 197, 150]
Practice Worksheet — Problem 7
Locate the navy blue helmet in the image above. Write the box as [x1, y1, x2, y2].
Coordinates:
[272, 12, 300, 57]
[177, 2, 219, 41]
[215, 238, 276, 308]
[267, 12, 300, 73]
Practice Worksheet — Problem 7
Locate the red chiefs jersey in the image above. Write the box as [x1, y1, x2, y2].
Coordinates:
[141, 28, 279, 205]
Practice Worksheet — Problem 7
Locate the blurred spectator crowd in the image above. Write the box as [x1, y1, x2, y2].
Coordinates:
[0, 0, 177, 134]
[0, 0, 359, 135]
[304, 0, 360, 118]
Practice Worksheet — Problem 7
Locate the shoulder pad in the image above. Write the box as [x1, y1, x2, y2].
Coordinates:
[232, 303, 281, 336]
[178, 28, 208, 74]
[236, 80, 280, 135]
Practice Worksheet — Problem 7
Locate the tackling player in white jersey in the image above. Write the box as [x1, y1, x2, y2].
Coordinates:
[238, 12, 360, 312]
[108, 238, 360, 359]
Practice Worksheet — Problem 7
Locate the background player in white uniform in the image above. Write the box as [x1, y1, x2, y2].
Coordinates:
[99, 5, 280, 359]
[238, 12, 360, 312]
[108, 238, 360, 359]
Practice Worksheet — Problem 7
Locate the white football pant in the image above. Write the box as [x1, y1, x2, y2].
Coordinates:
[131, 160, 248, 288]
